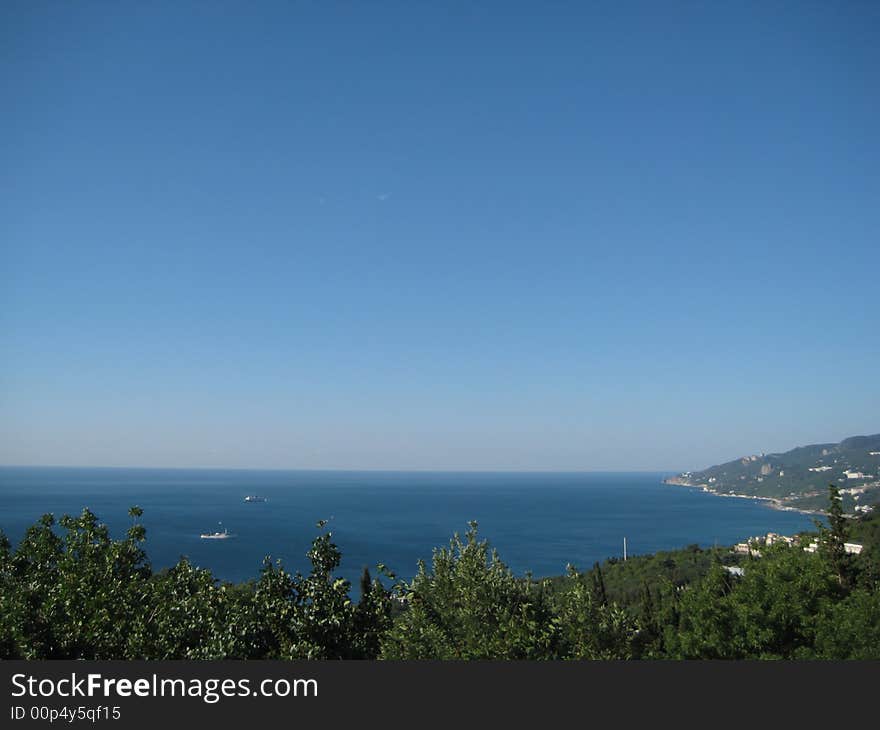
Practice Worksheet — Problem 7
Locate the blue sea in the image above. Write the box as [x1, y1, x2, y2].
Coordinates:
[0, 467, 817, 589]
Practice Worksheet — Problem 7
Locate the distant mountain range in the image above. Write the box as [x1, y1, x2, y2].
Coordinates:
[666, 434, 880, 514]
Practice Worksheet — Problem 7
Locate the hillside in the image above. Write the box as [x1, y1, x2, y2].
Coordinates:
[666, 433, 880, 514]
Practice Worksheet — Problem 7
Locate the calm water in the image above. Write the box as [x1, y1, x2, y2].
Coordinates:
[0, 467, 817, 588]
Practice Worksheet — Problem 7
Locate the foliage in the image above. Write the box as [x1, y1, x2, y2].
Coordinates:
[1, 486, 879, 660]
[380, 522, 558, 659]
[816, 483, 852, 587]
[813, 588, 880, 659]
[676, 545, 842, 659]
[553, 566, 639, 659]
[0, 508, 150, 659]
[0, 512, 386, 659]
[675, 559, 739, 659]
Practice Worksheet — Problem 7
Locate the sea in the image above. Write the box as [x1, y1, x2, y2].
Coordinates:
[0, 467, 817, 591]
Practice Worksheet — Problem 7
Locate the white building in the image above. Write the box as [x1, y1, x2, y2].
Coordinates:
[806, 540, 864, 555]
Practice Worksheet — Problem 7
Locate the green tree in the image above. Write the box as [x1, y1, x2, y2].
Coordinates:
[727, 543, 838, 658]
[130, 558, 229, 659]
[816, 483, 851, 588]
[590, 562, 608, 607]
[353, 567, 393, 659]
[676, 558, 737, 658]
[381, 523, 558, 659]
[633, 580, 663, 658]
[1, 508, 153, 659]
[814, 589, 880, 659]
[0, 530, 16, 658]
[250, 525, 361, 659]
[3, 514, 64, 658]
[554, 566, 639, 659]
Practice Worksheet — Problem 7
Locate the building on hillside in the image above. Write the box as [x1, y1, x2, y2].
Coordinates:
[764, 533, 795, 546]
[804, 540, 864, 555]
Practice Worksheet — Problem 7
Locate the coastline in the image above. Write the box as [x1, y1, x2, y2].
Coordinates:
[661, 477, 827, 517]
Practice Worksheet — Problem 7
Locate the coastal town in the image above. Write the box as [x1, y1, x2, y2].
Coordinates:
[664, 434, 880, 516]
[732, 532, 864, 557]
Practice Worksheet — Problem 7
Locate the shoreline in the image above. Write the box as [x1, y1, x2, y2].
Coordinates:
[662, 477, 827, 517]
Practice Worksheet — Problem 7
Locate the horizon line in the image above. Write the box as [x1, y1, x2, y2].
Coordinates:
[0, 463, 684, 475]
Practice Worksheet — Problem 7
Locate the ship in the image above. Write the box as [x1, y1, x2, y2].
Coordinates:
[200, 523, 235, 539]
[244, 495, 267, 503]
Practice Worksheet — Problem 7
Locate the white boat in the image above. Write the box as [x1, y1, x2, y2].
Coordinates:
[244, 495, 267, 503]
[200, 523, 235, 539]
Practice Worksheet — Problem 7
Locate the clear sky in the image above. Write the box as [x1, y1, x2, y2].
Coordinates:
[1, 1, 878, 471]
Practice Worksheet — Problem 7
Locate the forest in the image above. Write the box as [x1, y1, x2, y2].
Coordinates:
[1, 485, 878, 660]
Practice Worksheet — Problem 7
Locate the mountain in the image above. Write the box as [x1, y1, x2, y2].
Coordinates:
[666, 433, 880, 514]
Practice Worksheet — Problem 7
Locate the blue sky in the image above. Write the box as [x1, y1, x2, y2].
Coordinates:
[1, 1, 878, 470]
